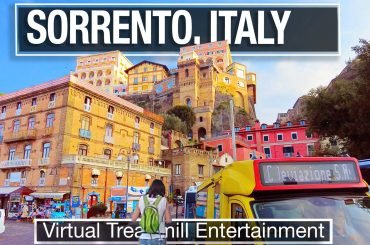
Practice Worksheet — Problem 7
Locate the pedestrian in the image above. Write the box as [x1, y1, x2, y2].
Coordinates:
[132, 179, 171, 245]
[21, 204, 29, 222]
[296, 152, 302, 157]
[114, 207, 121, 219]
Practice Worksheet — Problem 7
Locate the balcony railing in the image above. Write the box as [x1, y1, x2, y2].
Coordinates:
[79, 129, 91, 139]
[0, 159, 32, 169]
[38, 158, 50, 166]
[107, 112, 114, 120]
[4, 179, 9, 186]
[20, 178, 26, 186]
[48, 101, 56, 109]
[30, 105, 37, 113]
[148, 146, 155, 154]
[104, 135, 114, 144]
[284, 153, 294, 157]
[308, 151, 315, 157]
[132, 143, 141, 151]
[3, 129, 37, 143]
[0, 113, 6, 120]
[61, 155, 171, 175]
[15, 109, 22, 116]
[84, 104, 91, 112]
[39, 178, 46, 186]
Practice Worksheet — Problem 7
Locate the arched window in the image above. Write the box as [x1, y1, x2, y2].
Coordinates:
[89, 71, 94, 78]
[104, 149, 112, 159]
[42, 142, 51, 158]
[24, 144, 32, 159]
[186, 98, 192, 107]
[40, 170, 46, 178]
[185, 69, 189, 78]
[105, 79, 111, 86]
[96, 80, 102, 86]
[78, 144, 88, 156]
[28, 117, 35, 129]
[46, 113, 55, 128]
[81, 72, 86, 79]
[199, 116, 203, 122]
[13, 120, 20, 132]
[97, 70, 103, 77]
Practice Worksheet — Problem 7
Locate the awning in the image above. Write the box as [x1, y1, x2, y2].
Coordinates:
[0, 187, 21, 195]
[30, 192, 67, 199]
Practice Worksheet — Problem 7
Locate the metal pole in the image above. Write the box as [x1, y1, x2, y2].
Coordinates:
[125, 157, 130, 216]
[230, 100, 237, 160]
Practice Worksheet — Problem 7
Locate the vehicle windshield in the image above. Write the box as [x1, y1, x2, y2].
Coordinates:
[253, 196, 370, 245]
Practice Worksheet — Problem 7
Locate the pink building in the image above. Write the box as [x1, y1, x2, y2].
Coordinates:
[226, 120, 319, 159]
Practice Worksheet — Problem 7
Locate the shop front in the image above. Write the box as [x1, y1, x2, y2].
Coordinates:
[0, 186, 33, 219]
[109, 186, 148, 217]
[29, 192, 70, 219]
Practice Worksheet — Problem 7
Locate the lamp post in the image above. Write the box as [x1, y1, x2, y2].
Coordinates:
[125, 154, 131, 216]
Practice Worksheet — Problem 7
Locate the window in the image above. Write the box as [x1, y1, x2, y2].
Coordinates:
[198, 165, 204, 176]
[277, 134, 283, 141]
[231, 203, 246, 219]
[133, 78, 138, 84]
[263, 135, 269, 142]
[135, 117, 140, 128]
[134, 132, 139, 144]
[306, 131, 313, 138]
[0, 124, 3, 136]
[149, 137, 154, 148]
[40, 171, 46, 179]
[46, 113, 54, 128]
[104, 149, 112, 159]
[153, 75, 157, 82]
[9, 148, 16, 160]
[13, 120, 20, 132]
[264, 147, 271, 158]
[261, 124, 267, 129]
[21, 170, 27, 179]
[150, 122, 154, 132]
[108, 105, 114, 114]
[153, 67, 157, 71]
[81, 117, 90, 130]
[1, 106, 6, 114]
[28, 117, 35, 129]
[224, 77, 230, 84]
[307, 144, 315, 156]
[245, 126, 251, 131]
[175, 164, 181, 175]
[287, 121, 292, 127]
[78, 144, 88, 156]
[24, 145, 32, 159]
[105, 124, 113, 137]
[16, 102, 22, 110]
[42, 143, 51, 158]
[31, 98, 37, 106]
[49, 93, 56, 102]
[247, 135, 253, 141]
[217, 144, 223, 152]
[84, 96, 92, 105]
[300, 120, 306, 126]
[273, 122, 280, 128]
[186, 98, 192, 107]
[144, 67, 147, 72]
[291, 132, 298, 140]
[185, 69, 189, 77]
[283, 146, 294, 157]
[143, 77, 147, 82]
[199, 116, 203, 122]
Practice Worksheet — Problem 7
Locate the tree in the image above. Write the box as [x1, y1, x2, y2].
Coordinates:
[167, 105, 196, 132]
[304, 39, 370, 158]
[162, 114, 187, 134]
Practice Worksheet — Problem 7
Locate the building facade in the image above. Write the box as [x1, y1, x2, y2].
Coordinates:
[230, 120, 320, 159]
[0, 75, 170, 216]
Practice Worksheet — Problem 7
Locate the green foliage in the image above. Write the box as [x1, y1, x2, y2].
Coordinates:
[304, 39, 370, 158]
[167, 105, 196, 131]
[163, 114, 187, 134]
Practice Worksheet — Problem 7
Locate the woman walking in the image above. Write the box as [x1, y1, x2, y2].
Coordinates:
[132, 179, 171, 245]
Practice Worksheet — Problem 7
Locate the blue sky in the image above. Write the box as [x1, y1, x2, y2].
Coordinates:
[1, 0, 369, 123]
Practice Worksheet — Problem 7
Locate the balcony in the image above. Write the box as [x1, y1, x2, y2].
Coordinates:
[20, 178, 26, 186]
[107, 112, 114, 120]
[3, 129, 36, 143]
[0, 113, 6, 120]
[0, 159, 32, 169]
[4, 179, 9, 186]
[148, 146, 155, 154]
[30, 105, 37, 113]
[38, 158, 50, 166]
[48, 101, 56, 109]
[39, 178, 45, 186]
[79, 129, 91, 139]
[132, 143, 140, 151]
[284, 153, 294, 157]
[15, 109, 22, 116]
[61, 155, 171, 175]
[104, 135, 114, 144]
[84, 104, 91, 112]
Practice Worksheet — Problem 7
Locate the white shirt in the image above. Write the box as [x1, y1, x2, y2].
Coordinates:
[139, 195, 167, 239]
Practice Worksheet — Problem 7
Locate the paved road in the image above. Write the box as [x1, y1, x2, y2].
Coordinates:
[0, 220, 34, 245]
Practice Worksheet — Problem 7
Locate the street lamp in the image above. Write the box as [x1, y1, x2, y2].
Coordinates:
[125, 154, 131, 216]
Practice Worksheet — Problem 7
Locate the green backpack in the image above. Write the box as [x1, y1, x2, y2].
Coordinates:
[140, 195, 163, 234]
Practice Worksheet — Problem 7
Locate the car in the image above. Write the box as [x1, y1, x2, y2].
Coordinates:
[0, 209, 5, 234]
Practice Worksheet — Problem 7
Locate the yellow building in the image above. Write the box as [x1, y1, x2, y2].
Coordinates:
[126, 61, 169, 95]
[0, 75, 170, 216]
[75, 50, 133, 95]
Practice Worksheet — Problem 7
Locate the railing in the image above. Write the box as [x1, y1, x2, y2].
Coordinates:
[79, 129, 91, 139]
[20, 178, 26, 186]
[4, 179, 9, 186]
[308, 151, 315, 157]
[84, 104, 91, 112]
[0, 159, 32, 169]
[148, 146, 155, 154]
[48, 101, 56, 109]
[39, 178, 45, 186]
[284, 153, 294, 157]
[0, 113, 6, 120]
[107, 112, 114, 120]
[30, 105, 37, 113]
[132, 143, 140, 151]
[104, 135, 114, 144]
[15, 109, 22, 116]
[61, 155, 171, 175]
[3, 129, 36, 143]
[38, 158, 50, 166]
